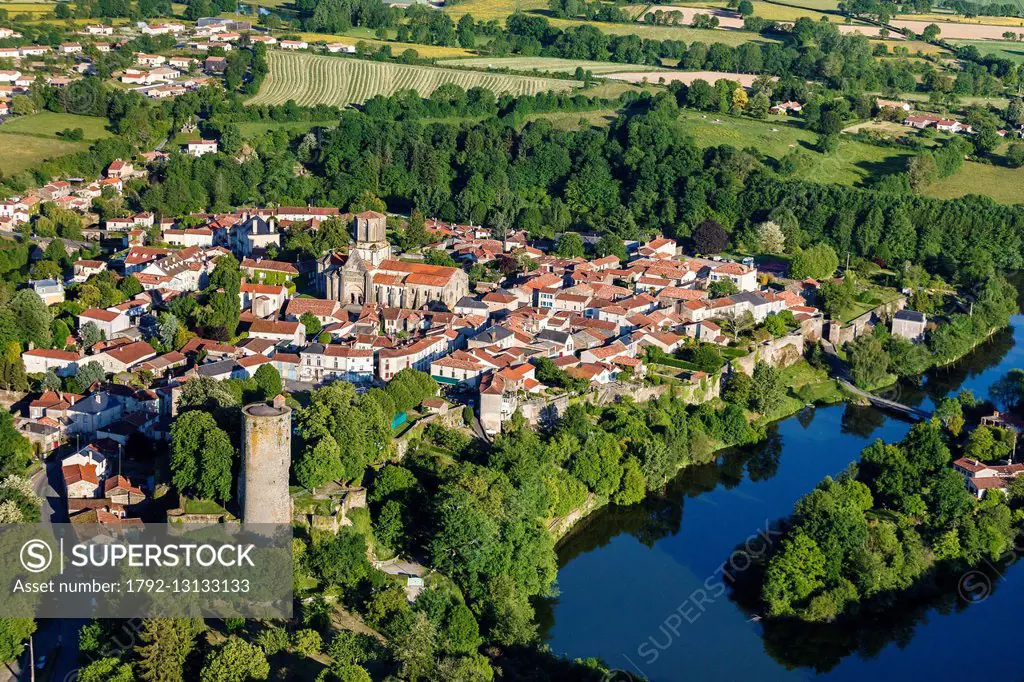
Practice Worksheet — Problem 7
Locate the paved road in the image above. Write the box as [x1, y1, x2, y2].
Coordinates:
[31, 453, 68, 524]
[14, 455, 78, 682]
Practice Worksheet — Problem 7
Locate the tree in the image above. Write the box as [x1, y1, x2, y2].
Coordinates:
[847, 333, 890, 389]
[136, 619, 203, 682]
[708, 279, 738, 299]
[692, 344, 724, 372]
[10, 289, 51, 348]
[79, 658, 135, 682]
[614, 457, 646, 505]
[749, 91, 770, 118]
[71, 361, 106, 392]
[756, 221, 785, 254]
[554, 231, 586, 258]
[595, 233, 628, 261]
[722, 370, 752, 406]
[0, 343, 27, 391]
[692, 220, 729, 254]
[1007, 143, 1024, 168]
[292, 629, 323, 657]
[921, 23, 940, 41]
[299, 312, 322, 338]
[731, 87, 749, 114]
[169, 411, 236, 503]
[0, 619, 35, 664]
[253, 364, 283, 400]
[80, 321, 104, 348]
[200, 638, 270, 682]
[295, 435, 344, 492]
[790, 244, 839, 280]
[750, 361, 784, 415]
[965, 425, 1014, 462]
[763, 530, 826, 617]
[119, 275, 144, 298]
[309, 528, 373, 590]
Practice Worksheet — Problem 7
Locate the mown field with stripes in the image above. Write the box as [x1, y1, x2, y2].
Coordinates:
[247, 50, 582, 107]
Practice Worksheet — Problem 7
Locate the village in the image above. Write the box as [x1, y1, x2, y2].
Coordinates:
[5, 142, 1019, 536]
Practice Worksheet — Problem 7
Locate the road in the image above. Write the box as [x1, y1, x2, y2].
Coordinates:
[9, 456, 80, 682]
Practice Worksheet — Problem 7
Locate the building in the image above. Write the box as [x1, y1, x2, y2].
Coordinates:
[319, 212, 469, 309]
[23, 348, 80, 376]
[78, 308, 131, 339]
[186, 140, 218, 157]
[892, 309, 926, 343]
[299, 344, 374, 384]
[953, 457, 1024, 498]
[64, 463, 101, 498]
[239, 395, 292, 524]
[30, 279, 65, 305]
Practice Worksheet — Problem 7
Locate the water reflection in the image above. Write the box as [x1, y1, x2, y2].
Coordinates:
[543, 317, 1024, 681]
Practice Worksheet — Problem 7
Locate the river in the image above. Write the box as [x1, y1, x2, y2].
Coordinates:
[539, 317, 1024, 682]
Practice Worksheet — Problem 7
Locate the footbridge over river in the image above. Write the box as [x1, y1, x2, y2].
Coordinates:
[820, 340, 933, 421]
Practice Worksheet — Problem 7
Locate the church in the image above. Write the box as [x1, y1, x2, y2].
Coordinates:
[318, 211, 470, 310]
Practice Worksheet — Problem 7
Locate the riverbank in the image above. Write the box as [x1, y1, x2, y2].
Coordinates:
[547, 359, 849, 544]
[548, 312, 1014, 546]
[542, 313, 1024, 682]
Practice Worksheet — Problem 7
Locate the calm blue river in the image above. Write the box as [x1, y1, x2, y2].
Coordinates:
[540, 318, 1024, 682]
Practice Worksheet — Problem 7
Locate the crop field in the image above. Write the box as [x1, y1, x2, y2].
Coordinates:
[899, 11, 1024, 26]
[248, 51, 581, 107]
[0, 0, 53, 13]
[438, 56, 665, 75]
[546, 17, 774, 44]
[295, 32, 474, 59]
[675, 109, 914, 186]
[891, 18, 1020, 39]
[607, 70, 764, 87]
[872, 39, 948, 55]
[441, 0, 548, 20]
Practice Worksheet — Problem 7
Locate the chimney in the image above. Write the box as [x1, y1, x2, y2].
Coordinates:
[272, 394, 285, 409]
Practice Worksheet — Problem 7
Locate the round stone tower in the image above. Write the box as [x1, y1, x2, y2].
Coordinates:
[240, 394, 292, 525]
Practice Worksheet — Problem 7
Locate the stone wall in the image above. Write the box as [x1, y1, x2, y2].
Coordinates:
[732, 333, 805, 375]
[394, 409, 465, 459]
[826, 295, 907, 346]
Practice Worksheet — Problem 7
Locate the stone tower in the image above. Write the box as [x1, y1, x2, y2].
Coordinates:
[351, 210, 391, 267]
[240, 394, 292, 525]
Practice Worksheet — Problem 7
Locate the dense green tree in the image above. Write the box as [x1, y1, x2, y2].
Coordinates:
[200, 638, 269, 682]
[169, 411, 236, 503]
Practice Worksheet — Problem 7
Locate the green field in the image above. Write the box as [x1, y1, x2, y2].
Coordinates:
[924, 161, 1024, 205]
[0, 112, 112, 140]
[248, 51, 581, 107]
[676, 109, 913, 186]
[236, 119, 339, 138]
[548, 17, 773, 45]
[438, 56, 665, 75]
[0, 112, 111, 176]
[950, 39, 1024, 63]
[525, 109, 620, 130]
